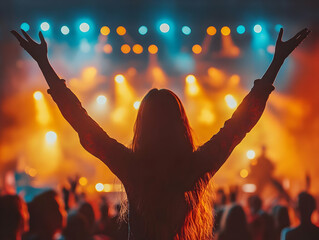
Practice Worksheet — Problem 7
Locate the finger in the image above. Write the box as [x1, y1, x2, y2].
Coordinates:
[294, 30, 310, 45]
[38, 31, 46, 45]
[10, 30, 27, 45]
[292, 28, 308, 40]
[21, 29, 35, 43]
[277, 28, 283, 43]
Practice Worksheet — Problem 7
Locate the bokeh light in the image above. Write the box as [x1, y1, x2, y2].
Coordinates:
[45, 131, 57, 144]
[182, 26, 191, 35]
[40, 22, 50, 31]
[95, 183, 104, 192]
[121, 44, 131, 54]
[100, 26, 110, 36]
[192, 44, 202, 54]
[186, 75, 196, 84]
[159, 23, 170, 33]
[20, 22, 30, 32]
[236, 25, 245, 34]
[115, 74, 125, 83]
[138, 26, 148, 35]
[225, 94, 237, 109]
[79, 22, 90, 32]
[61, 26, 70, 35]
[33, 91, 43, 100]
[148, 44, 158, 54]
[103, 44, 113, 54]
[133, 101, 141, 110]
[254, 24, 262, 33]
[240, 169, 249, 178]
[221, 26, 231, 36]
[246, 150, 256, 159]
[242, 184, 256, 193]
[79, 177, 88, 186]
[96, 95, 107, 105]
[207, 26, 217, 36]
[133, 44, 143, 54]
[116, 26, 126, 35]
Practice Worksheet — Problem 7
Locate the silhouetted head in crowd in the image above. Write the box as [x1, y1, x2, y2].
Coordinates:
[0, 195, 29, 240]
[78, 202, 95, 234]
[248, 195, 262, 215]
[63, 211, 90, 240]
[297, 191, 316, 223]
[28, 190, 66, 240]
[215, 188, 227, 207]
[272, 205, 290, 231]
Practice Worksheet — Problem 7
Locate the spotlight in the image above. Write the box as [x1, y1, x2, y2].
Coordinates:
[236, 25, 245, 34]
[61, 26, 70, 35]
[95, 183, 104, 192]
[182, 26, 191, 35]
[40, 22, 50, 31]
[206, 26, 217, 36]
[221, 26, 231, 36]
[121, 44, 131, 54]
[100, 26, 110, 36]
[116, 26, 126, 36]
[115, 74, 125, 83]
[159, 23, 170, 33]
[225, 94, 237, 109]
[133, 101, 141, 109]
[192, 44, 202, 54]
[33, 91, 43, 100]
[45, 131, 57, 144]
[96, 95, 107, 105]
[20, 22, 30, 32]
[148, 44, 158, 54]
[133, 44, 143, 54]
[138, 26, 148, 35]
[254, 24, 262, 33]
[79, 23, 90, 32]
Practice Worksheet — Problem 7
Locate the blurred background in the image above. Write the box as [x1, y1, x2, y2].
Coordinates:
[0, 0, 318, 209]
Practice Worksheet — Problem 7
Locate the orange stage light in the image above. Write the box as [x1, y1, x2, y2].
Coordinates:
[100, 26, 110, 36]
[116, 26, 126, 35]
[221, 26, 231, 36]
[103, 44, 113, 54]
[148, 44, 158, 54]
[206, 26, 217, 36]
[133, 44, 143, 54]
[192, 44, 202, 54]
[121, 44, 131, 54]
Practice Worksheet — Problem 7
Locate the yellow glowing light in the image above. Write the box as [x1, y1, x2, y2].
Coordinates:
[116, 26, 126, 35]
[207, 26, 217, 36]
[33, 91, 43, 100]
[111, 107, 127, 123]
[242, 184, 256, 193]
[240, 169, 249, 178]
[95, 183, 104, 192]
[121, 44, 131, 54]
[246, 150, 256, 159]
[133, 44, 143, 54]
[225, 94, 237, 109]
[229, 74, 240, 86]
[100, 26, 110, 36]
[83, 67, 97, 79]
[148, 44, 158, 54]
[45, 131, 57, 144]
[103, 184, 112, 192]
[192, 44, 202, 54]
[198, 108, 215, 125]
[96, 95, 107, 105]
[186, 75, 196, 84]
[103, 44, 113, 54]
[79, 177, 88, 186]
[115, 74, 125, 83]
[221, 26, 231, 36]
[133, 101, 141, 110]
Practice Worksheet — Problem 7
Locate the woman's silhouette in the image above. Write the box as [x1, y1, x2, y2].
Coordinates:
[11, 27, 309, 240]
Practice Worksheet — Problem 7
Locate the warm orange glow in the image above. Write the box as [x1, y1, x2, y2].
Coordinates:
[208, 67, 225, 87]
[133, 44, 143, 54]
[198, 108, 215, 125]
[103, 44, 113, 54]
[242, 184, 256, 193]
[221, 26, 231, 36]
[103, 184, 112, 192]
[111, 107, 127, 123]
[114, 74, 125, 83]
[79, 177, 88, 186]
[229, 74, 240, 86]
[186, 75, 196, 84]
[121, 44, 131, 54]
[116, 26, 126, 35]
[100, 26, 110, 36]
[185, 75, 200, 96]
[225, 94, 237, 109]
[240, 169, 249, 178]
[148, 44, 158, 54]
[207, 26, 217, 36]
[83, 67, 97, 79]
[34, 91, 51, 125]
[192, 44, 202, 54]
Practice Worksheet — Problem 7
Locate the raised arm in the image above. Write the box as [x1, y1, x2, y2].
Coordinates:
[11, 30, 131, 180]
[195, 28, 310, 176]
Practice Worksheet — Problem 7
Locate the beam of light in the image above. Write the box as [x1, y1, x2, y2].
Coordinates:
[40, 22, 50, 31]
[240, 169, 249, 178]
[111, 107, 127, 124]
[45, 131, 57, 144]
[61, 26, 70, 35]
[79, 177, 88, 186]
[96, 95, 107, 105]
[254, 24, 262, 33]
[95, 183, 104, 192]
[148, 44, 158, 54]
[103, 184, 112, 192]
[206, 26, 217, 36]
[246, 150, 256, 159]
[192, 44, 202, 54]
[207, 67, 225, 87]
[221, 26, 231, 36]
[236, 25, 245, 34]
[33, 91, 51, 125]
[132, 44, 143, 54]
[33, 91, 43, 100]
[79, 22, 90, 32]
[100, 26, 110, 36]
[116, 26, 126, 35]
[115, 74, 125, 83]
[185, 75, 200, 96]
[103, 44, 112, 54]
[182, 26, 191, 35]
[138, 26, 148, 35]
[20, 22, 30, 32]
[121, 44, 131, 54]
[133, 101, 141, 110]
[150, 67, 167, 88]
[220, 33, 240, 57]
[242, 184, 256, 193]
[225, 94, 237, 109]
[159, 23, 170, 33]
[198, 107, 215, 125]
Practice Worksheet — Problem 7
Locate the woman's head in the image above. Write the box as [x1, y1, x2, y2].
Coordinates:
[133, 89, 194, 159]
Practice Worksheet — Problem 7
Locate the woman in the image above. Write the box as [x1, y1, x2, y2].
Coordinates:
[11, 27, 309, 240]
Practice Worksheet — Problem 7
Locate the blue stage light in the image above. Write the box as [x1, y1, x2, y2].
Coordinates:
[275, 24, 283, 32]
[20, 22, 30, 32]
[79, 23, 90, 32]
[160, 23, 170, 33]
[236, 25, 245, 34]
[182, 26, 191, 35]
[254, 24, 262, 33]
[61, 26, 70, 35]
[138, 26, 148, 35]
[40, 22, 50, 31]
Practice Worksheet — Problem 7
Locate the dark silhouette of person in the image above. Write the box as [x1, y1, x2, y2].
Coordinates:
[24, 190, 66, 240]
[11, 27, 310, 240]
[271, 205, 290, 240]
[63, 210, 91, 240]
[96, 197, 114, 238]
[0, 195, 29, 240]
[217, 204, 252, 240]
[281, 192, 319, 240]
[213, 188, 227, 234]
[110, 203, 129, 240]
[78, 202, 96, 237]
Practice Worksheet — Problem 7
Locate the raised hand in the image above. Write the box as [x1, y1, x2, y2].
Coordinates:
[11, 30, 48, 62]
[274, 28, 310, 61]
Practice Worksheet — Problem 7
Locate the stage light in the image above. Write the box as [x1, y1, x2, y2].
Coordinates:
[240, 169, 249, 178]
[185, 75, 199, 96]
[95, 183, 104, 192]
[40, 22, 50, 31]
[115, 74, 125, 83]
[186, 75, 196, 84]
[225, 94, 237, 109]
[148, 44, 158, 54]
[79, 23, 90, 32]
[33, 91, 43, 100]
[20, 22, 30, 32]
[206, 26, 217, 36]
[133, 101, 141, 110]
[246, 150, 256, 159]
[45, 131, 57, 144]
[138, 26, 148, 35]
[103, 184, 112, 192]
[116, 26, 126, 36]
[275, 24, 283, 32]
[100, 26, 110, 36]
[61, 26, 70, 35]
[103, 44, 112, 54]
[254, 24, 262, 33]
[79, 177, 88, 186]
[159, 23, 170, 33]
[192, 44, 202, 54]
[182, 26, 191, 35]
[96, 95, 107, 105]
[198, 108, 215, 125]
[121, 44, 131, 54]
[242, 184, 256, 193]
[133, 44, 143, 54]
[221, 26, 231, 36]
[236, 25, 245, 34]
